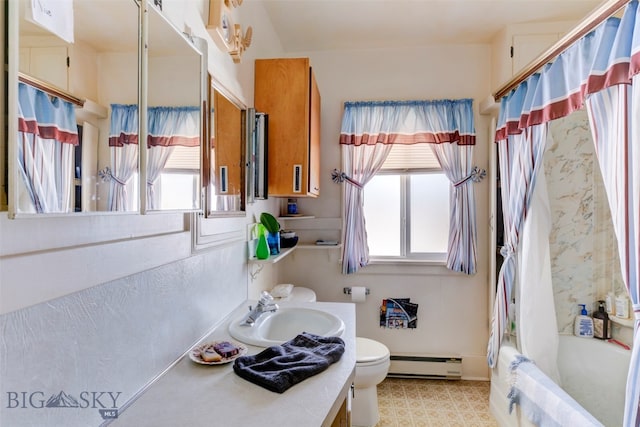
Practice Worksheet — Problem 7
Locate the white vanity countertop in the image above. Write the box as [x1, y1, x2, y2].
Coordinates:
[108, 301, 356, 427]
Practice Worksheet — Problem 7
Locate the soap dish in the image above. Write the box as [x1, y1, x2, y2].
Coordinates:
[189, 341, 247, 365]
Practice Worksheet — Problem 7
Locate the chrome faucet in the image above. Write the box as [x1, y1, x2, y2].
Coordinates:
[240, 291, 279, 326]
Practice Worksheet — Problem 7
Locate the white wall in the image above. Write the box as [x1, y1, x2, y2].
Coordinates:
[276, 45, 494, 380]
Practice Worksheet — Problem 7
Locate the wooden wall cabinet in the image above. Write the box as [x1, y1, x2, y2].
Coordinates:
[255, 57, 320, 198]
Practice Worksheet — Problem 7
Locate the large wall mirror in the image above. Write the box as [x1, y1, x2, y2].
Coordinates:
[143, 4, 204, 212]
[7, 0, 205, 217]
[9, 0, 140, 216]
[206, 83, 246, 216]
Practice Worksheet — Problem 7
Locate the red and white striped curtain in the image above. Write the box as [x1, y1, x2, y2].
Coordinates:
[585, 81, 640, 426]
[339, 99, 478, 275]
[146, 106, 200, 210]
[488, 2, 640, 423]
[108, 104, 139, 212]
[17, 82, 78, 213]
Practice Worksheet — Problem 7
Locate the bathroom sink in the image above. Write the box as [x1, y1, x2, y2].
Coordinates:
[229, 306, 345, 347]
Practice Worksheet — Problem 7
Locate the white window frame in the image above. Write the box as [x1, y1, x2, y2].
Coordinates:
[365, 168, 448, 264]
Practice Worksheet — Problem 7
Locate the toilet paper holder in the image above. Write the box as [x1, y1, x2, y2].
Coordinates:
[343, 287, 370, 296]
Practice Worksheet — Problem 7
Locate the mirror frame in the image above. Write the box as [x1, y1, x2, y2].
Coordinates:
[1, 2, 7, 212]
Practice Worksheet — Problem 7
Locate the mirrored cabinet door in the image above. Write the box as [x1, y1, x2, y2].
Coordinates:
[8, 0, 140, 216]
[6, 0, 207, 217]
[142, 4, 205, 212]
[207, 87, 245, 215]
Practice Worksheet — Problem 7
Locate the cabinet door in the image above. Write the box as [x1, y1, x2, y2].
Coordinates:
[512, 33, 560, 75]
[329, 396, 350, 427]
[28, 46, 69, 90]
[256, 58, 318, 197]
[308, 69, 321, 197]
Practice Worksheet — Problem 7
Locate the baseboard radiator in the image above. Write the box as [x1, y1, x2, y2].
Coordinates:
[387, 355, 462, 380]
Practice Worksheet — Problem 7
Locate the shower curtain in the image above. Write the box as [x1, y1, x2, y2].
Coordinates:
[518, 159, 561, 384]
[488, 2, 640, 424]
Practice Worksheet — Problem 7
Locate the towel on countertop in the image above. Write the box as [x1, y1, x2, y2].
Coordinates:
[508, 355, 603, 427]
[233, 332, 345, 393]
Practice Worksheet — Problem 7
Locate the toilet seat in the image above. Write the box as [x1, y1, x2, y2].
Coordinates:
[356, 337, 390, 366]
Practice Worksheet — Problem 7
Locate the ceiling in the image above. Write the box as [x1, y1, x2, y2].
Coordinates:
[260, 0, 604, 52]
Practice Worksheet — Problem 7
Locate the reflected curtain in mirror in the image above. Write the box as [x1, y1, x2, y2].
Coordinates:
[105, 104, 200, 211]
[106, 104, 139, 212]
[17, 82, 78, 213]
[147, 106, 200, 210]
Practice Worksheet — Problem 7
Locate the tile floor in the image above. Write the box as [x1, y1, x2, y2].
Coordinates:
[376, 378, 498, 427]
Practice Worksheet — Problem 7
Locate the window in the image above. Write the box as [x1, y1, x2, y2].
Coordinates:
[158, 145, 201, 210]
[362, 144, 449, 262]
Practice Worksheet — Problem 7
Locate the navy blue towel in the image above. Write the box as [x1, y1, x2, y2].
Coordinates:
[233, 332, 345, 393]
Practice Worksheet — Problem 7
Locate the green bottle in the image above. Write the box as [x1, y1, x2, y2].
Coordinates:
[255, 225, 270, 260]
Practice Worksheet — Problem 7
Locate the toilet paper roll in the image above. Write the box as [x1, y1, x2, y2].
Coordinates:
[351, 286, 367, 303]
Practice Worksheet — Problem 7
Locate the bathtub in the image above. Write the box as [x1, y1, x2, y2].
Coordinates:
[490, 335, 631, 427]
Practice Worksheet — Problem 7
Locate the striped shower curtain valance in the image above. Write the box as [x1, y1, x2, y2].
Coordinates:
[495, 0, 640, 139]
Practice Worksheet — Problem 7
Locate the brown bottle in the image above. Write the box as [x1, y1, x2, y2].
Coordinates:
[593, 300, 611, 340]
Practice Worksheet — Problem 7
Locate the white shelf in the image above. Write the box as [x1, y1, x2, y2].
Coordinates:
[278, 215, 315, 220]
[298, 243, 342, 249]
[611, 316, 634, 328]
[248, 246, 296, 264]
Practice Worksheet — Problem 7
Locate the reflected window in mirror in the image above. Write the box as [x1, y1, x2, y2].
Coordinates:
[144, 5, 203, 212]
[10, 0, 140, 215]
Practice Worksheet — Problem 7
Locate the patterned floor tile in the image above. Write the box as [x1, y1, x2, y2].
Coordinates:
[376, 378, 498, 427]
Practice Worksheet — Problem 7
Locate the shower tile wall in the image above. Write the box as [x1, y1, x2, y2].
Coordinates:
[545, 109, 622, 335]
[0, 243, 246, 427]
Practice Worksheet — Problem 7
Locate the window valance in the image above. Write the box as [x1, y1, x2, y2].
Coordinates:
[340, 99, 475, 146]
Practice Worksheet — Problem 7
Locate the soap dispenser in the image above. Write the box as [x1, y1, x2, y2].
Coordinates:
[593, 300, 611, 340]
[574, 304, 594, 338]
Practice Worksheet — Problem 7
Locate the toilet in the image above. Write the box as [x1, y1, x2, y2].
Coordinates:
[352, 337, 391, 427]
[280, 286, 390, 427]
